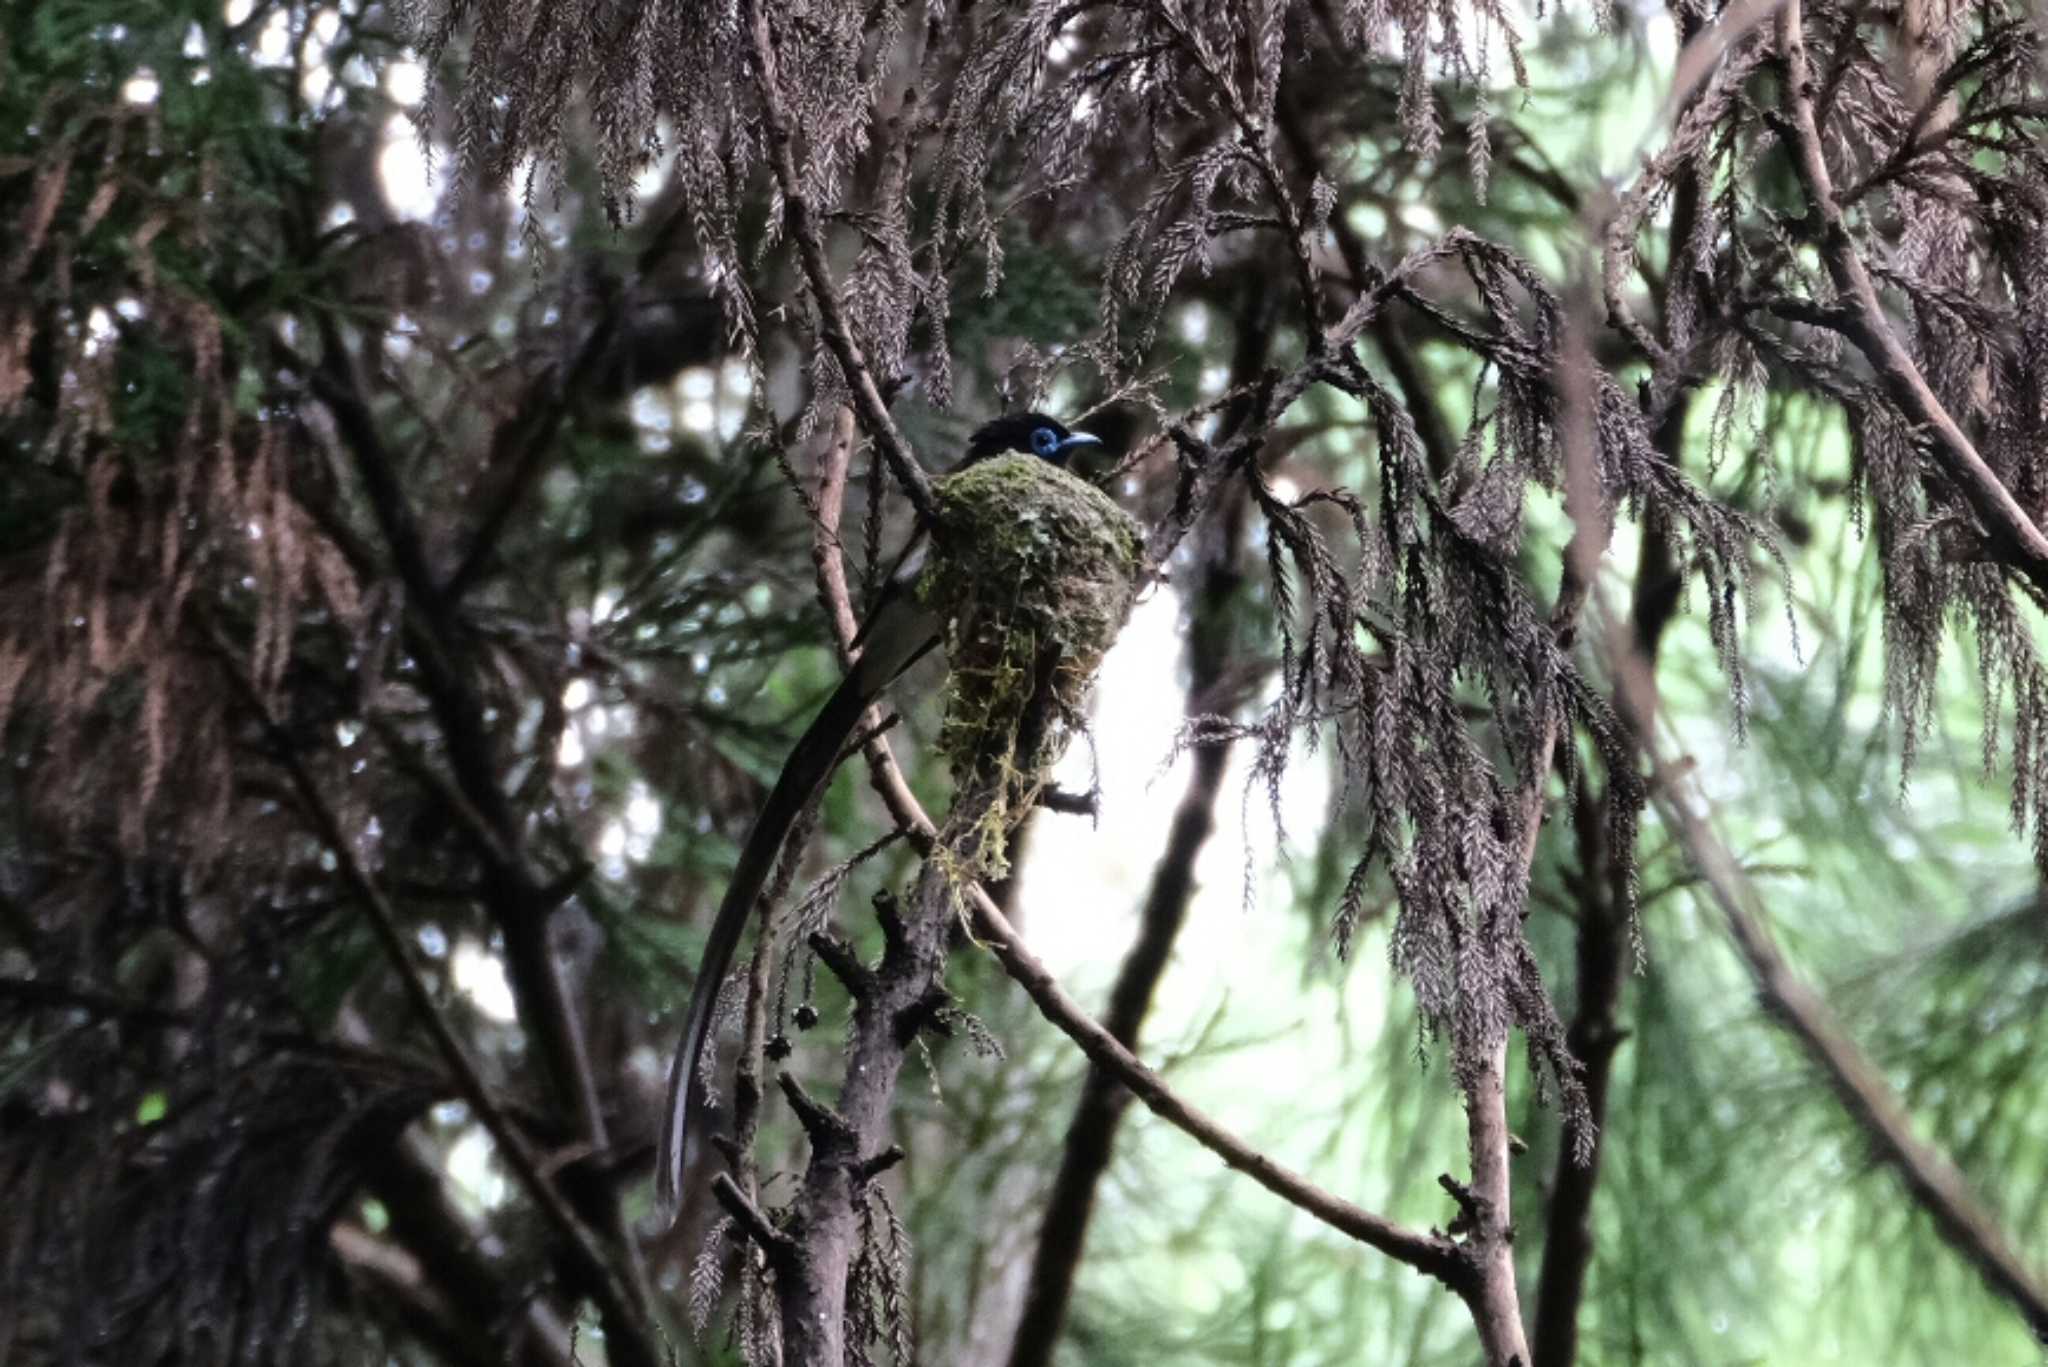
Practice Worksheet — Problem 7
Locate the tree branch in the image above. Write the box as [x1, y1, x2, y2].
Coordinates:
[210, 648, 657, 1365]
[1775, 0, 2048, 596]
[443, 281, 721, 606]
[1006, 520, 1247, 1367]
[1006, 277, 1272, 1367]
[0, 976, 483, 1098]
[298, 327, 656, 1358]
[802, 430, 1464, 1292]
[1640, 722, 2048, 1341]
[1450, 315, 1622, 1366]
[346, 1111, 581, 1367]
[966, 885, 1463, 1282]
[1274, 85, 1459, 480]
[1138, 0, 1324, 343]
[741, 0, 935, 524]
[713, 1173, 798, 1270]
[1570, 539, 2048, 1342]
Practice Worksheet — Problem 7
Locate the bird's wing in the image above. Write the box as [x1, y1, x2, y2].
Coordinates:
[656, 586, 940, 1217]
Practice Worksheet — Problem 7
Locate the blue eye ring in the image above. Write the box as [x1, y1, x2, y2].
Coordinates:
[1030, 425, 1059, 456]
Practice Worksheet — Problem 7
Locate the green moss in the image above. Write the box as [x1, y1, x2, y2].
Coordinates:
[915, 454, 1141, 873]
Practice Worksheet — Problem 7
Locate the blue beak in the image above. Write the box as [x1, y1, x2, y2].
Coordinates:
[1057, 431, 1103, 453]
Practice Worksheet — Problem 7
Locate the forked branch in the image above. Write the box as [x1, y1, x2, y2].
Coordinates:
[1775, 0, 2048, 596]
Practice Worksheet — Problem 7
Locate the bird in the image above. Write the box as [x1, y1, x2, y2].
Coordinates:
[656, 412, 1102, 1215]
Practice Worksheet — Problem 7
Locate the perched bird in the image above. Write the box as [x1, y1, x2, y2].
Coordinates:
[656, 413, 1102, 1214]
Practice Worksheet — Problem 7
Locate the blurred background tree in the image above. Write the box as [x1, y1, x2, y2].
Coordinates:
[4, 0, 2048, 1363]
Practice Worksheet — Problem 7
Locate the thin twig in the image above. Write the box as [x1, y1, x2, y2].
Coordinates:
[1532, 57, 1707, 1354]
[305, 326, 627, 1140]
[742, 0, 935, 524]
[1138, 0, 1323, 342]
[1458, 314, 1617, 1367]
[967, 886, 1462, 1281]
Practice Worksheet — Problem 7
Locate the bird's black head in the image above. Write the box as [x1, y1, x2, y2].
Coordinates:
[965, 412, 1103, 467]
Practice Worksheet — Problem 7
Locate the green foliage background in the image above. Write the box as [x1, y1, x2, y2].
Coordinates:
[1, 2, 2043, 1365]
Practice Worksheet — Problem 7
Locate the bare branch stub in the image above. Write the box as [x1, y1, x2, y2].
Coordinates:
[714, 1173, 802, 1279]
[807, 930, 879, 1002]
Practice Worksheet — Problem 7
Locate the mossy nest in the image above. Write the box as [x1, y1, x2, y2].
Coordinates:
[914, 454, 1141, 859]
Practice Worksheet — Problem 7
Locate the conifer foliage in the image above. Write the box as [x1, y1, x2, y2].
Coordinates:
[6, 0, 2048, 1363]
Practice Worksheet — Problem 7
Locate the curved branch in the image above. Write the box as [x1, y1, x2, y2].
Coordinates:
[966, 888, 1463, 1281]
[804, 411, 1465, 1291]
[1578, 540, 2048, 1342]
[1776, 0, 2048, 595]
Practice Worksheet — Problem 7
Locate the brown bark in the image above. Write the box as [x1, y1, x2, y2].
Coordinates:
[1527, 526, 1676, 1367]
[758, 790, 1009, 1363]
[739, 0, 934, 526]
[1462, 1039, 1529, 1366]
[1447, 316, 1621, 1367]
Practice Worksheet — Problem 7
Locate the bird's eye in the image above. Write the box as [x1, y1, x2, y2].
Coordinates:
[1030, 426, 1059, 455]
